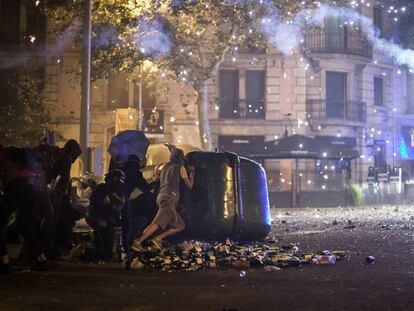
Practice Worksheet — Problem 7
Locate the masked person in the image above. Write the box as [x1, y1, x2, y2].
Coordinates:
[33, 139, 82, 256]
[85, 169, 130, 261]
[131, 145, 195, 252]
[0, 146, 53, 273]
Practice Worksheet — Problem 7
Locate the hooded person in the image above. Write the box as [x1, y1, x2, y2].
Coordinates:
[129, 144, 195, 257]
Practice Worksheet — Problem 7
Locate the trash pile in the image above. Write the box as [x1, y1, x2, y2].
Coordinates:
[125, 239, 345, 272]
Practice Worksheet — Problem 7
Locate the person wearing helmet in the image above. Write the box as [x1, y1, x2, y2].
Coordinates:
[130, 145, 195, 253]
[84, 169, 130, 261]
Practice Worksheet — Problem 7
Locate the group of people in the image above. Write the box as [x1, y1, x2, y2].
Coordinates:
[85, 145, 195, 268]
[0, 139, 195, 273]
[0, 140, 82, 273]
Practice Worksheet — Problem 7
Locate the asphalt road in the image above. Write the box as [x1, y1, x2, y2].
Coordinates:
[1, 205, 414, 311]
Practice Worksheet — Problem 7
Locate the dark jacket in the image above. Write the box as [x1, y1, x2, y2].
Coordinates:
[121, 160, 152, 197]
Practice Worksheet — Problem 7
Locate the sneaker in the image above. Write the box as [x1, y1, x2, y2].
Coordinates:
[31, 260, 49, 272]
[131, 241, 143, 253]
[0, 263, 12, 274]
[150, 239, 163, 250]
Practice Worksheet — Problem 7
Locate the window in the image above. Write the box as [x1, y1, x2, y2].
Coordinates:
[407, 73, 414, 114]
[245, 70, 265, 119]
[107, 73, 129, 109]
[0, 0, 20, 50]
[374, 77, 384, 106]
[26, 1, 46, 50]
[326, 71, 347, 119]
[373, 7, 383, 38]
[324, 17, 347, 51]
[219, 70, 239, 118]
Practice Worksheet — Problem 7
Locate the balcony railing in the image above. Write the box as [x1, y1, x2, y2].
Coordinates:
[306, 99, 367, 123]
[305, 31, 373, 59]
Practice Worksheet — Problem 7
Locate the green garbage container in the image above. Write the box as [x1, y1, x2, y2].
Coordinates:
[238, 157, 271, 240]
[183, 151, 241, 240]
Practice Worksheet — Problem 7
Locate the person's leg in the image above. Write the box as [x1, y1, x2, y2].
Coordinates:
[0, 202, 14, 273]
[91, 221, 113, 261]
[131, 196, 175, 250]
[153, 227, 182, 242]
[16, 180, 51, 270]
[50, 190, 73, 255]
[153, 211, 185, 243]
[0, 182, 20, 271]
[120, 203, 131, 253]
[101, 225, 114, 261]
[131, 223, 159, 250]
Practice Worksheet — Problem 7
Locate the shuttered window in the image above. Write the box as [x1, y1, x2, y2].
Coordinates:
[374, 77, 383, 106]
[219, 70, 239, 118]
[0, 0, 20, 50]
[326, 71, 347, 118]
[246, 70, 265, 119]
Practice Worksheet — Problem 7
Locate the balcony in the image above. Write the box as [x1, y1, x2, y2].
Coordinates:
[306, 99, 367, 124]
[305, 31, 372, 59]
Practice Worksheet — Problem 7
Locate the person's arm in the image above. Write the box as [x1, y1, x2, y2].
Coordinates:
[181, 165, 195, 190]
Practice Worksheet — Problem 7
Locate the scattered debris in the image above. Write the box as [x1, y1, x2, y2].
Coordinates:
[126, 239, 346, 272]
[366, 256, 376, 264]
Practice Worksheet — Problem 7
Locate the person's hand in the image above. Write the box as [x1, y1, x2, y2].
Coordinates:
[187, 166, 195, 176]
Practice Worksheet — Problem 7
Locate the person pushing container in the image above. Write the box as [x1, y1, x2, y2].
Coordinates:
[131, 144, 194, 252]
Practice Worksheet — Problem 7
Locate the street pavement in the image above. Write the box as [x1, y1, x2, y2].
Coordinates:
[1, 205, 414, 311]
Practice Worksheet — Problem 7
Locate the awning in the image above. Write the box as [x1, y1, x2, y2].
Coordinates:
[246, 134, 359, 160]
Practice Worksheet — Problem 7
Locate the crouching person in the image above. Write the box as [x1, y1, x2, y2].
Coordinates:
[131, 146, 194, 252]
[84, 170, 130, 262]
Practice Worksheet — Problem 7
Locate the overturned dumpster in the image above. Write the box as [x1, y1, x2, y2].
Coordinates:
[182, 151, 270, 241]
[238, 157, 271, 241]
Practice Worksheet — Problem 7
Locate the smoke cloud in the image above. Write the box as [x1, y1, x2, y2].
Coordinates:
[133, 17, 172, 58]
[261, 3, 414, 70]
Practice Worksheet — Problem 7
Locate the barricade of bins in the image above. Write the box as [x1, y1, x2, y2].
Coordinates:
[180, 151, 271, 241]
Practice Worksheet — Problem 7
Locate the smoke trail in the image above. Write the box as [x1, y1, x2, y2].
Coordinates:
[260, 4, 303, 55]
[261, 3, 414, 70]
[132, 17, 172, 58]
[45, 19, 82, 60]
[92, 24, 122, 49]
[0, 19, 82, 69]
[309, 5, 414, 69]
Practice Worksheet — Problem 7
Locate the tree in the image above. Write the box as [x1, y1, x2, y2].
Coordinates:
[45, 0, 340, 150]
[0, 70, 53, 147]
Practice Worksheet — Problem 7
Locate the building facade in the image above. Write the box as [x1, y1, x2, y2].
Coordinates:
[2, 2, 414, 205]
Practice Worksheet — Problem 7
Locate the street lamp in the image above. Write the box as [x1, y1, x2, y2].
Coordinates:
[80, 0, 92, 174]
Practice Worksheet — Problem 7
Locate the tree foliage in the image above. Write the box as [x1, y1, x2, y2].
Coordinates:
[0, 71, 53, 147]
[45, 0, 343, 149]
